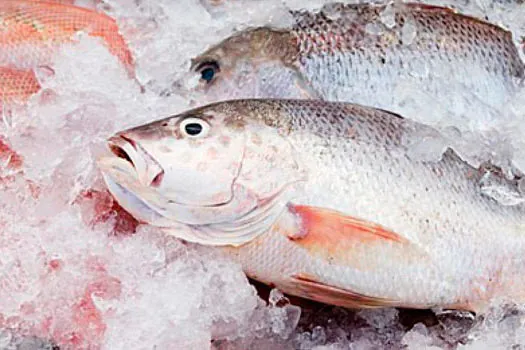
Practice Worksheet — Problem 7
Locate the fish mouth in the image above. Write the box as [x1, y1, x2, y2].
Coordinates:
[109, 137, 133, 166]
[98, 134, 174, 226]
[97, 155, 174, 227]
[108, 134, 165, 188]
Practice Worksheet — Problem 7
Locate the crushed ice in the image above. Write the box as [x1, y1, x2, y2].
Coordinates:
[0, 0, 525, 349]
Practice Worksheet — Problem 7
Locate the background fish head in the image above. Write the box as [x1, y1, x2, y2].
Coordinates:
[189, 28, 306, 102]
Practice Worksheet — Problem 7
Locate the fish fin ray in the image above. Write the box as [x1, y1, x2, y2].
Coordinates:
[406, 3, 457, 14]
[288, 204, 409, 244]
[291, 273, 400, 309]
[281, 204, 426, 270]
[406, 3, 513, 36]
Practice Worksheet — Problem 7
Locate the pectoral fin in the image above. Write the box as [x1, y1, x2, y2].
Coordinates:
[280, 204, 426, 271]
[289, 204, 408, 243]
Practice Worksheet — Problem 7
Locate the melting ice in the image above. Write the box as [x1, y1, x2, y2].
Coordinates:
[0, 0, 525, 349]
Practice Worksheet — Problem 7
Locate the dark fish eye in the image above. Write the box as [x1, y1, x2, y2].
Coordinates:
[185, 123, 203, 135]
[197, 61, 220, 84]
[201, 68, 215, 82]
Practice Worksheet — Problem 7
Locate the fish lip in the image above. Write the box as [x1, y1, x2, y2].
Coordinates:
[107, 134, 165, 188]
[96, 156, 170, 226]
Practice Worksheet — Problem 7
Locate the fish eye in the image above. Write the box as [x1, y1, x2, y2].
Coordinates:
[180, 117, 210, 138]
[196, 61, 220, 84]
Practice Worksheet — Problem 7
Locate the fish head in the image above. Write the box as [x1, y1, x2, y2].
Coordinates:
[98, 100, 305, 245]
[190, 28, 306, 101]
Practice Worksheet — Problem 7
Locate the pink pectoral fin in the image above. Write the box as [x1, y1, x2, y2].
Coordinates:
[291, 273, 400, 309]
[281, 204, 425, 271]
[289, 204, 408, 243]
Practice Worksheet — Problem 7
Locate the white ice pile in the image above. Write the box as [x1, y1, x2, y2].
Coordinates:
[1, 0, 525, 349]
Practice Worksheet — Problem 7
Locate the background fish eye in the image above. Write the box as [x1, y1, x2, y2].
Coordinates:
[196, 60, 220, 83]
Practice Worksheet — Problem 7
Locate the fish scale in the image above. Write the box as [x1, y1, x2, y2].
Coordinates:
[0, 67, 40, 106]
[99, 99, 525, 312]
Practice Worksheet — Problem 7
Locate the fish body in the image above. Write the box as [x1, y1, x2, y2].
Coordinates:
[0, 0, 134, 107]
[98, 99, 525, 312]
[191, 3, 524, 121]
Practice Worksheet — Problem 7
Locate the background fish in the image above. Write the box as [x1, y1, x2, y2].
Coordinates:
[0, 67, 41, 108]
[0, 0, 134, 109]
[98, 99, 525, 313]
[190, 3, 524, 121]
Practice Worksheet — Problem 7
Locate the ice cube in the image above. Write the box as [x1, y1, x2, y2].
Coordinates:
[401, 20, 417, 45]
[379, 3, 397, 29]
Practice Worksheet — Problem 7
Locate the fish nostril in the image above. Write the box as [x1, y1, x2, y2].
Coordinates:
[150, 170, 164, 187]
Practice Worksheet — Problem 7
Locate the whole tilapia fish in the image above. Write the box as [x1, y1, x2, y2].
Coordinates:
[190, 3, 524, 120]
[98, 99, 525, 312]
[0, 0, 134, 108]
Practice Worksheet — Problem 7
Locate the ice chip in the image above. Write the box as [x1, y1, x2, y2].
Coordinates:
[379, 3, 397, 29]
[402, 323, 442, 350]
[401, 20, 417, 45]
[519, 177, 525, 193]
[479, 171, 525, 206]
[311, 326, 327, 345]
[365, 22, 386, 36]
[358, 308, 399, 329]
[0, 330, 12, 349]
[266, 288, 301, 339]
[408, 59, 430, 79]
[321, 3, 343, 21]
[269, 288, 289, 307]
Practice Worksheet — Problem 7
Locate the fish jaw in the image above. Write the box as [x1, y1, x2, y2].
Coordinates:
[97, 156, 172, 226]
[98, 154, 293, 247]
[107, 134, 165, 190]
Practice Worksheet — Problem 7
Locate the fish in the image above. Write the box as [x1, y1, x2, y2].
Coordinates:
[0, 0, 135, 108]
[190, 3, 525, 120]
[98, 99, 525, 312]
